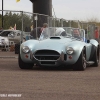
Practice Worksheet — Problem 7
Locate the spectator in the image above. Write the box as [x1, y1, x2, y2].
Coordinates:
[39, 23, 48, 40]
[9, 26, 14, 30]
[30, 23, 48, 40]
[41, 23, 48, 32]
[31, 25, 34, 31]
[30, 27, 41, 39]
[94, 27, 99, 43]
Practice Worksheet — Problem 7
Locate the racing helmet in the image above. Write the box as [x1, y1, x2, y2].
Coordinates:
[55, 28, 66, 36]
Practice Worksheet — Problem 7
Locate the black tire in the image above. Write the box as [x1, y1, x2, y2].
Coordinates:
[18, 54, 33, 69]
[92, 47, 99, 67]
[15, 43, 20, 54]
[73, 48, 86, 71]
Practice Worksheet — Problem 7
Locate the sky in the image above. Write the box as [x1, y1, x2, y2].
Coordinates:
[0, 0, 100, 21]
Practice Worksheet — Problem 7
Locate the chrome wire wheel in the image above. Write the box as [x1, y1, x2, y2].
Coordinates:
[83, 54, 87, 69]
[73, 48, 86, 71]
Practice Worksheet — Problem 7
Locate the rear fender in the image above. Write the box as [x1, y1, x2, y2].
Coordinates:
[90, 39, 99, 47]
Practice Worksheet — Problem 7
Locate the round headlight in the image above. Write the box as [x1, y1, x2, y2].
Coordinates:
[67, 47, 74, 54]
[22, 46, 30, 53]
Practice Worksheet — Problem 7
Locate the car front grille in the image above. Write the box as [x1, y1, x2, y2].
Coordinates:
[34, 50, 60, 61]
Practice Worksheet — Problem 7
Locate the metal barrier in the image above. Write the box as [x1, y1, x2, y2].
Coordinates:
[0, 10, 100, 57]
[0, 10, 81, 38]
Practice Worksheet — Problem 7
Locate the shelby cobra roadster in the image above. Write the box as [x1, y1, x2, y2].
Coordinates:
[18, 27, 99, 71]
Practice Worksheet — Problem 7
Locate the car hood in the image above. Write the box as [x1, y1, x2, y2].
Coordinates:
[33, 37, 78, 53]
[0, 36, 9, 41]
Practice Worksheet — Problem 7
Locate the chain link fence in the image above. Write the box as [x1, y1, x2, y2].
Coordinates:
[0, 10, 82, 39]
[0, 10, 99, 57]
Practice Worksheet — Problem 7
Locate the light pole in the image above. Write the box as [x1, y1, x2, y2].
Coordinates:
[2, 0, 3, 28]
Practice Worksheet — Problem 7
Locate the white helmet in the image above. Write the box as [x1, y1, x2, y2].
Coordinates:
[55, 28, 66, 36]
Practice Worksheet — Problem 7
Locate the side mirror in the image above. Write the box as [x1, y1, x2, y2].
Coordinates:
[87, 40, 90, 43]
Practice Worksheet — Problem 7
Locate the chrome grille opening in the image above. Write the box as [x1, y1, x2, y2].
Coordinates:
[34, 50, 60, 61]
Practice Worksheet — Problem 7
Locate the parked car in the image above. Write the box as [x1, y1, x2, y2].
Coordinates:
[18, 27, 99, 71]
[0, 30, 30, 44]
[0, 36, 9, 48]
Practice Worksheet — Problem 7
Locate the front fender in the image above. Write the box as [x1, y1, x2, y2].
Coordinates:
[66, 41, 85, 64]
[20, 40, 39, 63]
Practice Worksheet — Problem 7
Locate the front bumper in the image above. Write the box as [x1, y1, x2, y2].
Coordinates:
[21, 50, 77, 67]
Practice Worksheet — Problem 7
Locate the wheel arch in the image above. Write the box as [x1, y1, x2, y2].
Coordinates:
[89, 44, 97, 61]
[73, 46, 87, 71]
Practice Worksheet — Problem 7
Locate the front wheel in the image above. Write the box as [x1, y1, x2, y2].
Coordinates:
[18, 54, 34, 69]
[73, 48, 86, 71]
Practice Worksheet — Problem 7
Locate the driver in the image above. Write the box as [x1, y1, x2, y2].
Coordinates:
[73, 29, 84, 41]
[73, 29, 81, 39]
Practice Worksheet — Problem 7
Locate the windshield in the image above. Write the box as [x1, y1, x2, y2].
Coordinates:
[39, 27, 85, 40]
[0, 31, 14, 36]
[0, 30, 23, 36]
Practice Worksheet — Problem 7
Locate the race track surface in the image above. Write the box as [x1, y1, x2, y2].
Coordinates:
[0, 52, 100, 100]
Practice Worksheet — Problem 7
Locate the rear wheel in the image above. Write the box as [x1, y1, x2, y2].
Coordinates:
[18, 54, 33, 69]
[73, 48, 86, 71]
[92, 47, 99, 67]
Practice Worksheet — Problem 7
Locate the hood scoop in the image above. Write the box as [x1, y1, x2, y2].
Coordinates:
[50, 36, 61, 39]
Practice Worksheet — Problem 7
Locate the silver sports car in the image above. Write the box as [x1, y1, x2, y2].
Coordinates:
[18, 27, 99, 71]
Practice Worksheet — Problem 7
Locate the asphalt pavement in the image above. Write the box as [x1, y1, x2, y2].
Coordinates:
[0, 51, 100, 100]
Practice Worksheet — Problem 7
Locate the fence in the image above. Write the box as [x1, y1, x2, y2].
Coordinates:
[0, 10, 84, 29]
[0, 10, 99, 57]
[0, 10, 83, 42]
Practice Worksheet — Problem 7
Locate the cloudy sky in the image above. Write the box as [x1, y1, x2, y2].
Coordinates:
[0, 0, 100, 21]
